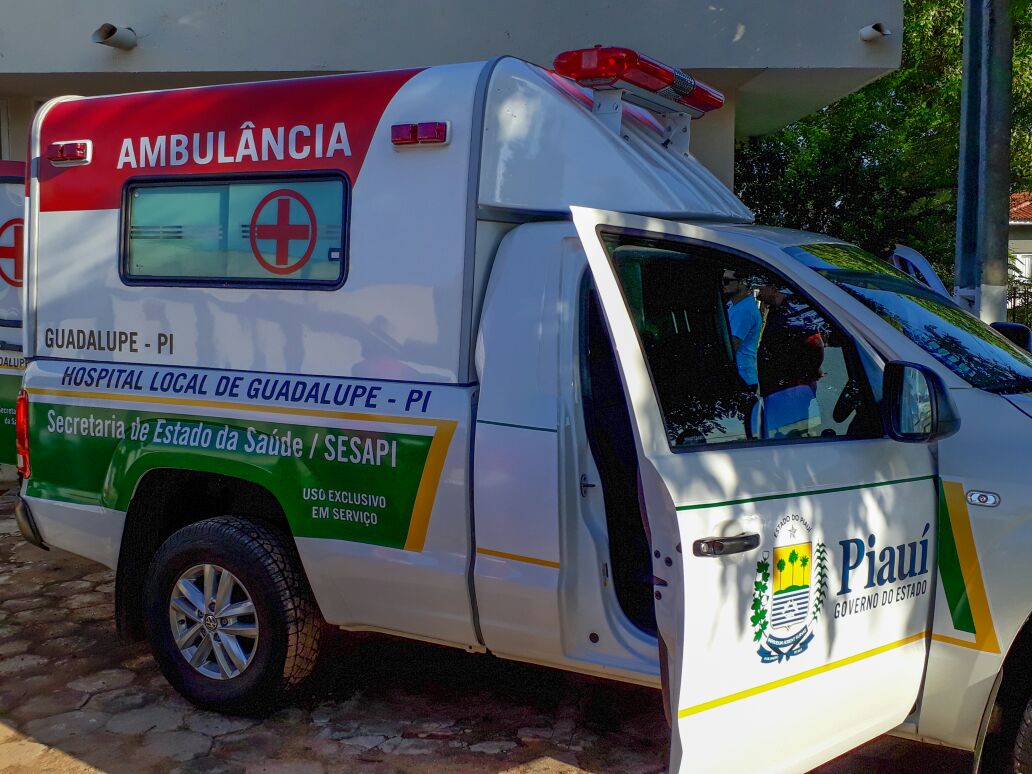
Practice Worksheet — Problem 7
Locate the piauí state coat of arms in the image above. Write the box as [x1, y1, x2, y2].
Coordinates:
[750, 514, 828, 663]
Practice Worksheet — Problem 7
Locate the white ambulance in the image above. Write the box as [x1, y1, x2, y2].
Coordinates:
[14, 47, 1032, 772]
[0, 161, 26, 472]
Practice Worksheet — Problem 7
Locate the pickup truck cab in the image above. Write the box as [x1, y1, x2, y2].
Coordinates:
[14, 47, 1032, 772]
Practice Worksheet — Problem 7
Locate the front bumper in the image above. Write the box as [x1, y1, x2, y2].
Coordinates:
[14, 495, 47, 550]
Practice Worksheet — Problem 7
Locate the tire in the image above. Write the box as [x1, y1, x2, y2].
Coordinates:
[1014, 697, 1032, 773]
[143, 516, 321, 715]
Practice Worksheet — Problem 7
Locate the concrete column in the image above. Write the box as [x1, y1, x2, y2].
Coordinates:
[689, 91, 736, 189]
[954, 0, 1012, 323]
[3, 98, 38, 161]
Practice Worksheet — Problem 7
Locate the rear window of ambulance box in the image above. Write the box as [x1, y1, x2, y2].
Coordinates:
[123, 175, 347, 287]
[0, 176, 24, 326]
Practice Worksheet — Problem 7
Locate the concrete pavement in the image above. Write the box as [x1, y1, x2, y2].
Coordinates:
[0, 494, 973, 773]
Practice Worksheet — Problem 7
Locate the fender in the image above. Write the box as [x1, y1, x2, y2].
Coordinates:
[102, 435, 305, 531]
[972, 609, 1032, 771]
[918, 472, 1032, 755]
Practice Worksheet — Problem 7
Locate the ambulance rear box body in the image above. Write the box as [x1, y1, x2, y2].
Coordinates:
[0, 161, 26, 471]
[17, 53, 1032, 772]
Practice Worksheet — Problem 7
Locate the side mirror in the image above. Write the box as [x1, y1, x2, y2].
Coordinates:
[883, 361, 961, 443]
[991, 322, 1032, 353]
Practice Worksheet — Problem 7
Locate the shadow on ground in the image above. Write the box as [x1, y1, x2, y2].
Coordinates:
[0, 499, 973, 773]
[0, 504, 665, 773]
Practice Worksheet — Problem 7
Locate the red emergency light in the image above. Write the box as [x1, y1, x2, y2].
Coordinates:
[553, 46, 724, 115]
[391, 122, 449, 146]
[46, 141, 91, 165]
[15, 389, 29, 479]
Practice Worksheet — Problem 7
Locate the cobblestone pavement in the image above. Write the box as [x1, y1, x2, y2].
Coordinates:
[0, 494, 973, 773]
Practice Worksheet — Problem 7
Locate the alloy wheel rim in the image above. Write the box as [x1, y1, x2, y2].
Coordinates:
[168, 563, 259, 680]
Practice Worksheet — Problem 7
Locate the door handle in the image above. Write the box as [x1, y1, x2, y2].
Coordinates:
[692, 533, 760, 557]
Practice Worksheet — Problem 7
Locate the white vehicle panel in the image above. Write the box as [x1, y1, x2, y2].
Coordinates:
[918, 639, 1002, 750]
[473, 230, 563, 657]
[30, 64, 485, 383]
[298, 535, 477, 646]
[473, 424, 560, 566]
[479, 59, 752, 221]
[472, 423, 561, 659]
[475, 223, 664, 683]
[917, 387, 1032, 748]
[25, 496, 125, 569]
[474, 223, 563, 430]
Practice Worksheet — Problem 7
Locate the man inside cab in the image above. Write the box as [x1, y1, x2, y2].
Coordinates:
[722, 269, 761, 392]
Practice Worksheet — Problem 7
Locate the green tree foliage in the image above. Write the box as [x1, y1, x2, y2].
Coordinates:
[735, 0, 1032, 285]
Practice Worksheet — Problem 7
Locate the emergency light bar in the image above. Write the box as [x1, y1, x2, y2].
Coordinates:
[553, 46, 724, 118]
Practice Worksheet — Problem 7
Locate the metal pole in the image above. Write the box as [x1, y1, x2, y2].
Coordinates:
[954, 0, 983, 310]
[954, 0, 1013, 323]
[977, 0, 1012, 323]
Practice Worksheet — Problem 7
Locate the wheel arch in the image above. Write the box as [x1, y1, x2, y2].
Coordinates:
[114, 463, 300, 643]
[975, 612, 1032, 772]
[101, 446, 291, 513]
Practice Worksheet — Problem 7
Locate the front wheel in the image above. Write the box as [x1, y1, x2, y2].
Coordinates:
[143, 517, 321, 715]
[1013, 696, 1032, 773]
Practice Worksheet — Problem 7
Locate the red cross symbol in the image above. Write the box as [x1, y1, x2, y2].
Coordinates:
[249, 189, 318, 275]
[0, 218, 24, 288]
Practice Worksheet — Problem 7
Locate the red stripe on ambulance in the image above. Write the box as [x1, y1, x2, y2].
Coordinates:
[37, 69, 423, 212]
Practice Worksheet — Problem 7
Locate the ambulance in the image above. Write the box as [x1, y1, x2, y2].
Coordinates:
[0, 161, 26, 472]
[14, 47, 1032, 772]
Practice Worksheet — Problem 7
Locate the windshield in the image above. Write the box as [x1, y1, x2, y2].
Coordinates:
[787, 243, 1032, 393]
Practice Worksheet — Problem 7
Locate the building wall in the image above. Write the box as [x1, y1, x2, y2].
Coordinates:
[1011, 223, 1032, 278]
[689, 92, 737, 187]
[1011, 223, 1032, 253]
[3, 98, 36, 160]
[0, 1, 903, 186]
[0, 1, 903, 75]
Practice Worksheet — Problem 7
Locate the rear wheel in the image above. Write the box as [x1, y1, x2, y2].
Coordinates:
[144, 516, 321, 715]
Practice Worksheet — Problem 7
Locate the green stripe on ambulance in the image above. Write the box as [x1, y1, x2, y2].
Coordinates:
[27, 402, 435, 549]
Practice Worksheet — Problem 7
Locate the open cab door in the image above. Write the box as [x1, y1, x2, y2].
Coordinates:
[572, 208, 939, 772]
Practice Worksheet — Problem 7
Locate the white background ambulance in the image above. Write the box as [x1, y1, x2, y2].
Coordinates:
[0, 160, 26, 471]
[14, 47, 1032, 772]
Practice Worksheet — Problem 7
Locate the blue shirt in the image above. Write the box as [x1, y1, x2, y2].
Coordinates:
[727, 295, 761, 386]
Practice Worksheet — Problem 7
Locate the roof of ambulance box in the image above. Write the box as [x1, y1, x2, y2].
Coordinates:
[34, 57, 752, 221]
[478, 58, 753, 222]
[34, 68, 426, 212]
